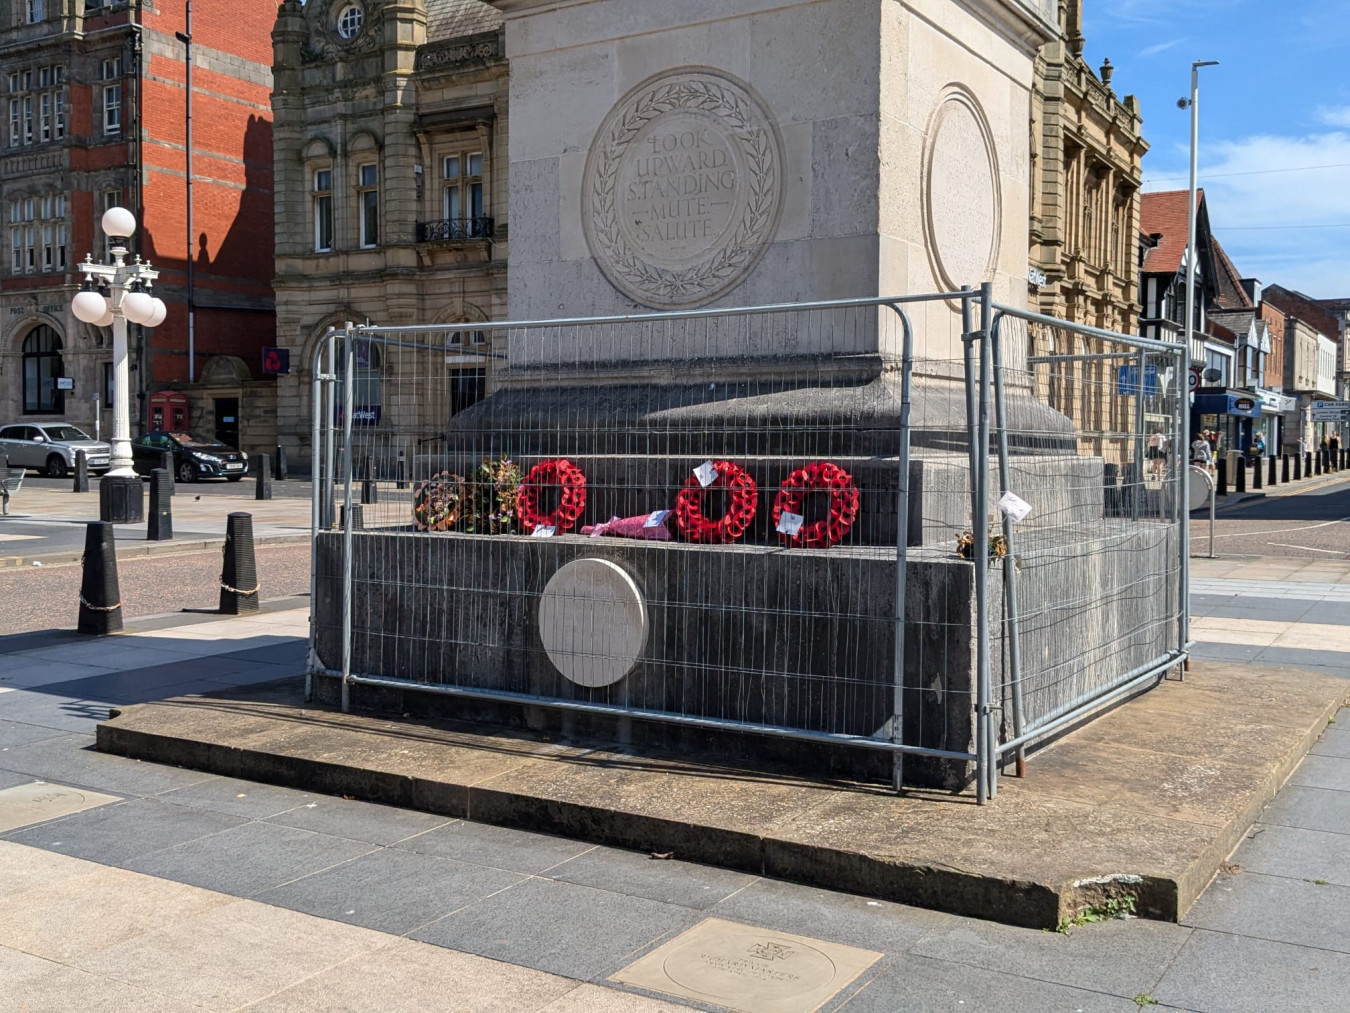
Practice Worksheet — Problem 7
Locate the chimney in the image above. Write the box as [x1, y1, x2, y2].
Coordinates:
[1241, 278, 1262, 305]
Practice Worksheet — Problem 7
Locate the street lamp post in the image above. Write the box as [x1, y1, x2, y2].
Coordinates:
[1179, 58, 1218, 660]
[71, 206, 167, 523]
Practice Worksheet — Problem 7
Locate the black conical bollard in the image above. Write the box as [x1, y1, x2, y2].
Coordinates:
[72, 449, 89, 493]
[1269, 455, 1278, 487]
[1235, 457, 1247, 493]
[160, 450, 175, 495]
[78, 521, 122, 635]
[219, 512, 259, 614]
[1295, 454, 1303, 480]
[339, 503, 364, 530]
[361, 477, 378, 504]
[254, 454, 272, 501]
[148, 468, 173, 541]
[1282, 454, 1290, 483]
[1306, 451, 1313, 477]
[1216, 458, 1228, 496]
[274, 445, 287, 481]
[1316, 451, 1323, 476]
[396, 450, 408, 490]
[1252, 456, 1263, 489]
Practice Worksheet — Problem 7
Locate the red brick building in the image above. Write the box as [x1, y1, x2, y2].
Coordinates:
[0, 0, 276, 458]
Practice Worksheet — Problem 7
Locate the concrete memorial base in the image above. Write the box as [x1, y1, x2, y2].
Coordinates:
[96, 661, 1349, 929]
[312, 519, 1177, 789]
[98, 473, 144, 524]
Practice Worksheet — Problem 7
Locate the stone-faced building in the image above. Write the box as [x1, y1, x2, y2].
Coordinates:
[1028, 0, 1146, 331]
[0, 0, 276, 454]
[270, 0, 507, 466]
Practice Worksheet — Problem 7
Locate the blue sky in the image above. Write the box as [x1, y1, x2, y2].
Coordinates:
[1081, 0, 1350, 298]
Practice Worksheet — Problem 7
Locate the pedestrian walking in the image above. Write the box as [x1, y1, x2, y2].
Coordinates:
[1250, 431, 1266, 463]
[1147, 431, 1168, 480]
[1192, 432, 1213, 471]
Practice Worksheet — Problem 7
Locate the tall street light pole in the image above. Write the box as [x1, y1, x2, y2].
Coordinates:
[72, 207, 167, 523]
[1180, 58, 1218, 659]
[1183, 60, 1219, 369]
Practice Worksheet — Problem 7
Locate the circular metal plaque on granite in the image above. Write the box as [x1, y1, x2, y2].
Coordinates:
[582, 66, 785, 309]
[539, 558, 648, 688]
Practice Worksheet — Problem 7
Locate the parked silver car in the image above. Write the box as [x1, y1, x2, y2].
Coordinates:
[0, 423, 112, 477]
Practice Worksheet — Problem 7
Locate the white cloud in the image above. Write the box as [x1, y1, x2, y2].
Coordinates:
[1137, 38, 1184, 59]
[1145, 128, 1350, 297]
[1317, 106, 1350, 129]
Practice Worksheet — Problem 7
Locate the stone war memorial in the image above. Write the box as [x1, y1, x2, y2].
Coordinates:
[308, 0, 1187, 799]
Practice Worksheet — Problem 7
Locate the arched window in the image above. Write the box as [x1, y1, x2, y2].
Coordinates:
[22, 324, 63, 414]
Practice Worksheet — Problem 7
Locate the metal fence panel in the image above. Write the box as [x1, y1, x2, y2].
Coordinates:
[306, 291, 1188, 800]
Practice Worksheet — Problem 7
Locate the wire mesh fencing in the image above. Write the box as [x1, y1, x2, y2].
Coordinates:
[307, 289, 1188, 800]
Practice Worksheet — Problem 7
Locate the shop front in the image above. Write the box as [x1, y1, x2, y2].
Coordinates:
[1192, 390, 1261, 459]
[1255, 389, 1295, 458]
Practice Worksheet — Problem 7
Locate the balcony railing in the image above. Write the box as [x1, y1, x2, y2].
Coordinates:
[416, 217, 494, 243]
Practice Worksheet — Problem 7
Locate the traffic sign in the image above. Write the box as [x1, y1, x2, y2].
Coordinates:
[1187, 367, 1201, 393]
[1312, 400, 1350, 421]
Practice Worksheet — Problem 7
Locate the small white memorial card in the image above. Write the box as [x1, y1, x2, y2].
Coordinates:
[776, 511, 805, 537]
[644, 509, 671, 528]
[997, 491, 1032, 523]
[531, 524, 557, 538]
[693, 460, 717, 488]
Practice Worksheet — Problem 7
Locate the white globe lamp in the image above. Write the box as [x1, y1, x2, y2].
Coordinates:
[94, 303, 115, 327]
[72, 288, 108, 324]
[121, 289, 155, 325]
[144, 297, 168, 328]
[101, 206, 136, 241]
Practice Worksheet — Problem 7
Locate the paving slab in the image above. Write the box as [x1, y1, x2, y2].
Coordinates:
[1153, 929, 1350, 1012]
[95, 661, 1349, 930]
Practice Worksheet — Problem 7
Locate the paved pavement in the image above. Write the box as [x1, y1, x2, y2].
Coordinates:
[0, 476, 313, 562]
[0, 562, 1347, 1010]
[1191, 473, 1350, 559]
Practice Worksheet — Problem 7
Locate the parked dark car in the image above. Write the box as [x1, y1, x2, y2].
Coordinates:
[132, 431, 248, 483]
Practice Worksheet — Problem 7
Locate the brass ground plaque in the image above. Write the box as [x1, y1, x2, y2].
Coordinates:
[613, 917, 882, 1013]
[0, 781, 121, 833]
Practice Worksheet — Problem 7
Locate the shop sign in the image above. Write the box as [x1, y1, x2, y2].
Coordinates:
[1257, 389, 1295, 413]
[1233, 396, 1256, 413]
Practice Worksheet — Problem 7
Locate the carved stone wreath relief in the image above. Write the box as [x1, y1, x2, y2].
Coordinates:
[582, 68, 785, 309]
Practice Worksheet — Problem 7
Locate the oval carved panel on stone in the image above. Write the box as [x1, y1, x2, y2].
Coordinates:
[538, 558, 648, 688]
[921, 87, 1002, 292]
[582, 67, 785, 310]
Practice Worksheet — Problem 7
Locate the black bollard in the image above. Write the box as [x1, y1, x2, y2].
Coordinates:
[1295, 453, 1303, 480]
[339, 502, 364, 530]
[1216, 457, 1228, 496]
[72, 449, 89, 493]
[77, 521, 122, 635]
[1269, 455, 1278, 487]
[361, 476, 378, 504]
[161, 450, 175, 495]
[254, 454, 272, 501]
[1283, 454, 1291, 483]
[1306, 451, 1313, 477]
[274, 445, 287, 481]
[219, 512, 260, 614]
[1252, 456, 1263, 489]
[1235, 457, 1247, 494]
[148, 468, 173, 541]
[1316, 451, 1323, 476]
[395, 450, 408, 490]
